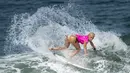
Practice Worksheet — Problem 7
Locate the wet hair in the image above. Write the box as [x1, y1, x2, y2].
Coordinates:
[88, 32, 95, 37]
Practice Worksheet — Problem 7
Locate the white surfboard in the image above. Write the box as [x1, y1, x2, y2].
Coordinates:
[54, 54, 93, 71]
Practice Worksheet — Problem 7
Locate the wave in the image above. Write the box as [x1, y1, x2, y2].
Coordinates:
[4, 3, 130, 73]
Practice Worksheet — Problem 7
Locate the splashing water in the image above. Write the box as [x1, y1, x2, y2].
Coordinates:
[3, 4, 130, 73]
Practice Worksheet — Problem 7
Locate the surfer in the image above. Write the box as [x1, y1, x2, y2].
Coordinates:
[49, 32, 96, 57]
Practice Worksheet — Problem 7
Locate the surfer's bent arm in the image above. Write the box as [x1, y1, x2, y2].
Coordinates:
[90, 41, 96, 50]
[83, 41, 87, 55]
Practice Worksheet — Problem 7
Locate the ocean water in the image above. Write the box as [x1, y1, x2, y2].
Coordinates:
[0, 0, 130, 73]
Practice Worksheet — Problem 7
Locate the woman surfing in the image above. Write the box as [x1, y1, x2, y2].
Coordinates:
[49, 32, 96, 57]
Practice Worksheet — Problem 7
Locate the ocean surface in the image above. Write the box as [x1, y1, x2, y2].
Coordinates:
[0, 0, 130, 73]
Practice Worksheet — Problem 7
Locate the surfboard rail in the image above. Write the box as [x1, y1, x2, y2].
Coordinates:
[54, 54, 93, 71]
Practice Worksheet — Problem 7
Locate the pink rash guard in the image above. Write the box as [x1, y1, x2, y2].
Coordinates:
[76, 34, 89, 44]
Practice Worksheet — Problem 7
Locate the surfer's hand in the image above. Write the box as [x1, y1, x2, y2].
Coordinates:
[93, 48, 96, 51]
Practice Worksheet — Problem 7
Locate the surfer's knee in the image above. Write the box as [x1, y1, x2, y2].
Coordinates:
[63, 46, 68, 49]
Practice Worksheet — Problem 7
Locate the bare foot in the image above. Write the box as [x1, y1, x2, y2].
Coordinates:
[49, 48, 54, 50]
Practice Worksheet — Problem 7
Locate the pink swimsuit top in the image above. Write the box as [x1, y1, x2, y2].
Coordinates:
[76, 34, 89, 44]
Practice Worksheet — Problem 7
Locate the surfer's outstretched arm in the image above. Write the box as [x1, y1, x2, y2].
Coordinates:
[90, 41, 96, 50]
[83, 41, 88, 56]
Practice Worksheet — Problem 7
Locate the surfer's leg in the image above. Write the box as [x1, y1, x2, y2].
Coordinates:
[70, 42, 81, 57]
[49, 35, 70, 50]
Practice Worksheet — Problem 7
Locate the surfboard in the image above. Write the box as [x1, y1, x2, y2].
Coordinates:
[54, 54, 93, 71]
